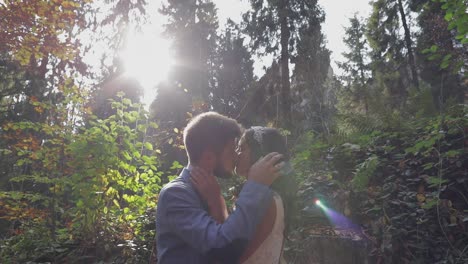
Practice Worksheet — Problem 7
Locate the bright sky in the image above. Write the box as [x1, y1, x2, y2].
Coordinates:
[102, 0, 373, 107]
[318, 0, 372, 73]
[214, 0, 372, 76]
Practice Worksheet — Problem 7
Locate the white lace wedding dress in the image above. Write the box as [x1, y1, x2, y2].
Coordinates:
[242, 193, 286, 264]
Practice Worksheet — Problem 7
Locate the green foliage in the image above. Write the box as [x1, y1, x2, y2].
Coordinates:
[289, 107, 468, 263]
[212, 20, 255, 118]
[68, 97, 160, 240]
[0, 223, 58, 262]
[338, 14, 371, 91]
[406, 85, 438, 117]
[292, 132, 329, 182]
[243, 0, 325, 127]
[351, 155, 379, 191]
[439, 0, 468, 44]
[417, 0, 466, 80]
[0, 95, 160, 263]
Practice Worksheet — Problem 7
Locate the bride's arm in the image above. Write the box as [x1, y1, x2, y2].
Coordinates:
[206, 192, 228, 224]
[239, 197, 277, 262]
[190, 167, 228, 223]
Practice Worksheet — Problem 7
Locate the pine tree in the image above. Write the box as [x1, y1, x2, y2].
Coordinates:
[292, 10, 332, 133]
[397, 0, 419, 90]
[212, 20, 255, 118]
[158, 0, 219, 107]
[409, 0, 466, 109]
[242, 0, 322, 128]
[337, 14, 371, 114]
[150, 0, 220, 176]
[367, 0, 411, 108]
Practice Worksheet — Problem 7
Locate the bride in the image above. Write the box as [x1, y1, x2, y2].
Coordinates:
[191, 127, 296, 264]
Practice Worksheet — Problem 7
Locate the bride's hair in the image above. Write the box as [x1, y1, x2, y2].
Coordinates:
[240, 127, 297, 234]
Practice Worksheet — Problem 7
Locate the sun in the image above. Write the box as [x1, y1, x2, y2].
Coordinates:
[120, 30, 173, 107]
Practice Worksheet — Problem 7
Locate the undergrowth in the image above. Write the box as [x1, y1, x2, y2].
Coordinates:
[288, 104, 467, 263]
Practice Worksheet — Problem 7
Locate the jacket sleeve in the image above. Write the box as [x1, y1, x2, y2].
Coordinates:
[162, 180, 273, 254]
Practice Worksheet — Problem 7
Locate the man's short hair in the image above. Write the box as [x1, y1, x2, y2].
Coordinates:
[183, 112, 242, 163]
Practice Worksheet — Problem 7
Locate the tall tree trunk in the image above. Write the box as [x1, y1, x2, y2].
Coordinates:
[279, 0, 291, 127]
[397, 0, 419, 90]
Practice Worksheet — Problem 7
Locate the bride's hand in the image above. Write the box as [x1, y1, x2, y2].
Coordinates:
[190, 167, 221, 202]
[190, 167, 228, 223]
[248, 152, 284, 186]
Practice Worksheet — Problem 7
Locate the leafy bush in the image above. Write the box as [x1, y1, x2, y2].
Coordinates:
[289, 106, 468, 263]
[0, 94, 161, 262]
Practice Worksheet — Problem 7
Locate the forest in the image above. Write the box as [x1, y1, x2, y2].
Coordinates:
[0, 0, 466, 263]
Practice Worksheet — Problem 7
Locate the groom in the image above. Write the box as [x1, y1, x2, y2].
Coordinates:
[156, 112, 284, 263]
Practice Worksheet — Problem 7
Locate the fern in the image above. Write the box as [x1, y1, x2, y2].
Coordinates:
[351, 155, 379, 192]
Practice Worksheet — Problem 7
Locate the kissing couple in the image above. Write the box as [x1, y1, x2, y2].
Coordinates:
[156, 112, 295, 264]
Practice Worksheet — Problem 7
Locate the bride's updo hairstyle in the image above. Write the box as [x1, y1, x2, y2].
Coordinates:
[240, 127, 297, 233]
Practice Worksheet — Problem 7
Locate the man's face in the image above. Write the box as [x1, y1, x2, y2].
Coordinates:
[213, 138, 238, 178]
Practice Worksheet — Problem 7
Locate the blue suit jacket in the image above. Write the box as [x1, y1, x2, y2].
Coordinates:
[156, 168, 272, 263]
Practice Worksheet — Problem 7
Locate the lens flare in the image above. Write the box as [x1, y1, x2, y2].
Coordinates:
[313, 198, 359, 230]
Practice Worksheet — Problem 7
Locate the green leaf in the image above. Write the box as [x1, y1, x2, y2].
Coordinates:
[122, 151, 132, 161]
[421, 199, 438, 209]
[150, 122, 159, 129]
[426, 176, 448, 188]
[144, 142, 153, 150]
[122, 98, 132, 105]
[167, 175, 177, 181]
[170, 161, 183, 170]
[444, 150, 463, 158]
[444, 12, 453, 21]
[106, 186, 116, 196]
[440, 54, 452, 69]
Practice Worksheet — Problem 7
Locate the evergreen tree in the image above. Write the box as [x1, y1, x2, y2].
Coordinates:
[237, 61, 282, 127]
[409, 0, 466, 109]
[242, 0, 322, 128]
[367, 0, 411, 108]
[150, 0, 220, 177]
[152, 0, 219, 124]
[337, 14, 372, 114]
[211, 20, 255, 118]
[292, 10, 333, 133]
[158, 0, 218, 106]
[397, 0, 419, 90]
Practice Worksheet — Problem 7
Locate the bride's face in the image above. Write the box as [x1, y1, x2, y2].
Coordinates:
[235, 139, 252, 178]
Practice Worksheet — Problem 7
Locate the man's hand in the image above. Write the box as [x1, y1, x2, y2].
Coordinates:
[248, 152, 284, 186]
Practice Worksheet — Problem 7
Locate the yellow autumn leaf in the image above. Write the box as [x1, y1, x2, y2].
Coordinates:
[416, 193, 426, 203]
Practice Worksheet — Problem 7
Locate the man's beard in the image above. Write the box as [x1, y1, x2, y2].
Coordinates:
[213, 159, 233, 179]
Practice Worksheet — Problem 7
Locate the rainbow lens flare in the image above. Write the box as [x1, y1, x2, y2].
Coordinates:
[313, 198, 359, 230]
